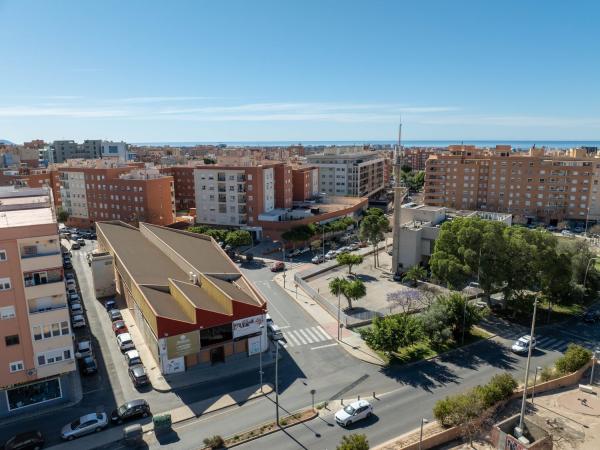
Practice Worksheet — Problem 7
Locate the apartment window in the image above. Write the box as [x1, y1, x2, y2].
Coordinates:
[9, 361, 24, 373]
[61, 321, 69, 335]
[0, 250, 6, 261]
[247, 175, 253, 181]
[5, 335, 19, 346]
[0, 306, 16, 320]
[0, 278, 11, 291]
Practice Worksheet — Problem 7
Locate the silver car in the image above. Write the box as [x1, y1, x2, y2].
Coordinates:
[61, 412, 108, 440]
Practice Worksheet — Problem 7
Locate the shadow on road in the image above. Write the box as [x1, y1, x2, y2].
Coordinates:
[437, 339, 518, 371]
[381, 359, 461, 392]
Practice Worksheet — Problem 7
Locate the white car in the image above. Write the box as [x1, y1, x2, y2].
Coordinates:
[511, 335, 536, 354]
[76, 340, 92, 359]
[335, 399, 373, 427]
[66, 279, 77, 289]
[325, 250, 337, 260]
[61, 412, 108, 440]
[117, 333, 135, 352]
[124, 349, 142, 366]
[72, 314, 86, 329]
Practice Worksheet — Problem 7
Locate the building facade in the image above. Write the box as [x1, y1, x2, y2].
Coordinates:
[425, 145, 600, 224]
[52, 140, 102, 163]
[96, 221, 268, 375]
[306, 147, 385, 197]
[0, 187, 78, 418]
[101, 141, 130, 161]
[159, 165, 196, 211]
[291, 166, 319, 202]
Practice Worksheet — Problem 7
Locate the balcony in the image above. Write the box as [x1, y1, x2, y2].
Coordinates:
[28, 296, 68, 316]
[20, 252, 62, 273]
[238, 194, 247, 203]
[23, 269, 64, 300]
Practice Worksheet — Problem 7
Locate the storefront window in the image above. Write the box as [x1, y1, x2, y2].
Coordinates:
[7, 378, 62, 411]
[200, 324, 233, 347]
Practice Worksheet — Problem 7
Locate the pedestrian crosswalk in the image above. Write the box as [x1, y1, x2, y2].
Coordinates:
[283, 326, 332, 347]
[501, 330, 597, 353]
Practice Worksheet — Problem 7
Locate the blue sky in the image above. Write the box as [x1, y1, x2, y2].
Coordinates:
[1, 0, 599, 143]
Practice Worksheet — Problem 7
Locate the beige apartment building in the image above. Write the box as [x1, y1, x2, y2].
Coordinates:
[0, 186, 78, 418]
[425, 145, 600, 224]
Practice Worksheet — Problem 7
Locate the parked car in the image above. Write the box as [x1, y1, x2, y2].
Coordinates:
[112, 320, 128, 335]
[3, 431, 44, 450]
[65, 272, 75, 281]
[348, 243, 359, 251]
[357, 241, 368, 248]
[89, 232, 97, 240]
[245, 252, 254, 262]
[109, 309, 123, 322]
[71, 242, 80, 250]
[60, 412, 108, 440]
[63, 258, 72, 269]
[583, 310, 600, 323]
[266, 313, 273, 325]
[71, 314, 86, 329]
[104, 299, 116, 311]
[334, 399, 373, 427]
[75, 340, 92, 359]
[270, 261, 285, 272]
[128, 365, 150, 388]
[299, 247, 310, 254]
[70, 234, 80, 241]
[325, 250, 337, 260]
[79, 356, 98, 375]
[110, 399, 151, 424]
[69, 293, 80, 303]
[70, 302, 83, 314]
[267, 323, 284, 341]
[311, 255, 325, 264]
[561, 230, 573, 237]
[511, 335, 536, 354]
[573, 226, 584, 234]
[117, 333, 135, 352]
[124, 350, 142, 367]
[77, 238, 85, 247]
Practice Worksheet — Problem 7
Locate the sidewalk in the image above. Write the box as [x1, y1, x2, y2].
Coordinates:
[120, 309, 276, 392]
[272, 265, 386, 366]
[45, 383, 273, 450]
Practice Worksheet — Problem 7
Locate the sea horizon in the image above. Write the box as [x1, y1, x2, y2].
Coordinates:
[132, 139, 600, 150]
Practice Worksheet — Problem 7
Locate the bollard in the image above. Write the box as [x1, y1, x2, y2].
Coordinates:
[358, 395, 360, 401]
[373, 391, 376, 399]
[341, 398, 344, 405]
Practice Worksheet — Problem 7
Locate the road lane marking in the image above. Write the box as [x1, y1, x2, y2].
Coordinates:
[314, 326, 331, 341]
[311, 343, 339, 350]
[303, 327, 322, 342]
[293, 330, 308, 345]
[284, 331, 301, 347]
[298, 329, 314, 343]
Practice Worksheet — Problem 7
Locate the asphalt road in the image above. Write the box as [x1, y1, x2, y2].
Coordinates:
[2, 245, 598, 450]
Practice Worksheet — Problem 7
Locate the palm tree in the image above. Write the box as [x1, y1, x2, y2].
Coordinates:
[329, 277, 347, 303]
[403, 265, 427, 286]
[342, 279, 367, 310]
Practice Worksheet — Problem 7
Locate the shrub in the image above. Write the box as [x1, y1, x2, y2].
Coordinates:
[394, 341, 435, 363]
[539, 366, 558, 382]
[203, 435, 225, 449]
[555, 344, 592, 375]
[337, 433, 370, 450]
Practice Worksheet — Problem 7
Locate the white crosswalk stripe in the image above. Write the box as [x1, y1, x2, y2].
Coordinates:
[283, 326, 334, 347]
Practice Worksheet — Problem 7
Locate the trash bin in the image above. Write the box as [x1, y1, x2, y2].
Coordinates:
[153, 413, 172, 434]
[123, 424, 143, 446]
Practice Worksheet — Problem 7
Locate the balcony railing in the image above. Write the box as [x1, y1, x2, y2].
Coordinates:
[24, 269, 63, 287]
[29, 303, 68, 315]
[21, 249, 61, 259]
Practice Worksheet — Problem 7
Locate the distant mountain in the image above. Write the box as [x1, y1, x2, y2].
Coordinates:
[0, 139, 14, 145]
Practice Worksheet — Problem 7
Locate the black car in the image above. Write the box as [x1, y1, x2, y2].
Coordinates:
[3, 431, 44, 450]
[128, 365, 150, 387]
[89, 232, 97, 240]
[110, 399, 151, 424]
[583, 310, 600, 323]
[79, 356, 98, 375]
[104, 299, 116, 311]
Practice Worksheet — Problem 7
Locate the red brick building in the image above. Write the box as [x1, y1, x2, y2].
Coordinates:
[291, 166, 319, 201]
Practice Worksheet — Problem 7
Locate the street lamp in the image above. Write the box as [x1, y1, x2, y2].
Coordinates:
[419, 418, 428, 450]
[259, 324, 265, 392]
[590, 347, 599, 385]
[461, 298, 467, 345]
[518, 297, 539, 431]
[275, 340, 281, 426]
[531, 366, 542, 405]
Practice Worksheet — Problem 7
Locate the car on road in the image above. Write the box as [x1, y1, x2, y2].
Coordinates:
[3, 430, 45, 450]
[311, 255, 325, 264]
[61, 412, 108, 440]
[71, 242, 80, 250]
[267, 323, 284, 341]
[69, 293, 80, 303]
[270, 261, 285, 272]
[75, 340, 92, 359]
[561, 230, 573, 237]
[334, 399, 373, 427]
[109, 309, 123, 322]
[112, 320, 128, 335]
[117, 333, 135, 352]
[104, 299, 116, 311]
[110, 399, 151, 425]
[583, 310, 600, 323]
[325, 250, 337, 260]
[66, 278, 76, 288]
[348, 243, 359, 251]
[511, 335, 536, 354]
[89, 232, 97, 240]
[573, 226, 584, 234]
[65, 272, 75, 281]
[128, 365, 150, 388]
[299, 247, 310, 254]
[79, 356, 98, 375]
[125, 350, 142, 366]
[63, 258, 72, 269]
[71, 314, 86, 329]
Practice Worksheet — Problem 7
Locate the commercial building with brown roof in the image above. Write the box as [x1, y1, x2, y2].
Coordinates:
[96, 221, 268, 374]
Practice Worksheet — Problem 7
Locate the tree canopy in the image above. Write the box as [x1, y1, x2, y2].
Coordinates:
[359, 210, 389, 267]
[336, 252, 364, 274]
[337, 434, 369, 450]
[225, 230, 252, 248]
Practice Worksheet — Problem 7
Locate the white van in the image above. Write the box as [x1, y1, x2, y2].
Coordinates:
[267, 323, 284, 341]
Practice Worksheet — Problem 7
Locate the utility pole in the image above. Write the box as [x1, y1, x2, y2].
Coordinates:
[518, 298, 539, 432]
[275, 340, 280, 425]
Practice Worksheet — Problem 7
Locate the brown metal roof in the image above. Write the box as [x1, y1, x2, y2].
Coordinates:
[170, 279, 232, 316]
[138, 285, 195, 323]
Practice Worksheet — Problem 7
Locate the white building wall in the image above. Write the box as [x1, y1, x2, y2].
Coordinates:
[101, 141, 128, 161]
[263, 167, 274, 212]
[60, 171, 88, 219]
[194, 168, 247, 226]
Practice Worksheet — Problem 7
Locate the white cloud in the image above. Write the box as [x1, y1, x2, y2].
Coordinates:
[417, 115, 600, 128]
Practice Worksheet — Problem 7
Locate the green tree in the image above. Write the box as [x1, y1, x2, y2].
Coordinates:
[362, 314, 424, 354]
[341, 279, 367, 310]
[439, 293, 485, 341]
[57, 207, 70, 223]
[204, 228, 228, 242]
[203, 157, 216, 164]
[403, 265, 427, 284]
[225, 230, 252, 249]
[420, 300, 452, 346]
[336, 252, 364, 274]
[555, 344, 592, 374]
[401, 169, 425, 192]
[337, 434, 369, 450]
[187, 225, 209, 235]
[359, 212, 389, 268]
[329, 277, 347, 310]
[281, 224, 316, 245]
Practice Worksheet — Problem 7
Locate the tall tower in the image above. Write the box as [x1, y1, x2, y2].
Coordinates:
[391, 119, 407, 275]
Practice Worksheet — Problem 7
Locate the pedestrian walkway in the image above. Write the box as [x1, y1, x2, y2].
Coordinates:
[491, 325, 598, 354]
[282, 326, 333, 348]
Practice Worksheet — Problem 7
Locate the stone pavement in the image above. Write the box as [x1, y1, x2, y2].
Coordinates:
[558, 388, 600, 416]
[120, 308, 275, 392]
[272, 266, 386, 366]
[45, 383, 273, 450]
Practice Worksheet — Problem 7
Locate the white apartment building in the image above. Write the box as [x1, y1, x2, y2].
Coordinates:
[306, 147, 385, 197]
[59, 170, 88, 220]
[101, 141, 129, 161]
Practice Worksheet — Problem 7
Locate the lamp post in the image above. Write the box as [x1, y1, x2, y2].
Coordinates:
[518, 297, 539, 431]
[531, 366, 542, 405]
[461, 298, 467, 345]
[310, 389, 316, 411]
[419, 418, 428, 450]
[275, 340, 281, 426]
[337, 289, 342, 341]
[590, 348, 599, 385]
[282, 245, 287, 289]
[259, 324, 264, 392]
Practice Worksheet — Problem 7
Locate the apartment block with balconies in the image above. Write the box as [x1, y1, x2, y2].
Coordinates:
[0, 186, 77, 418]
